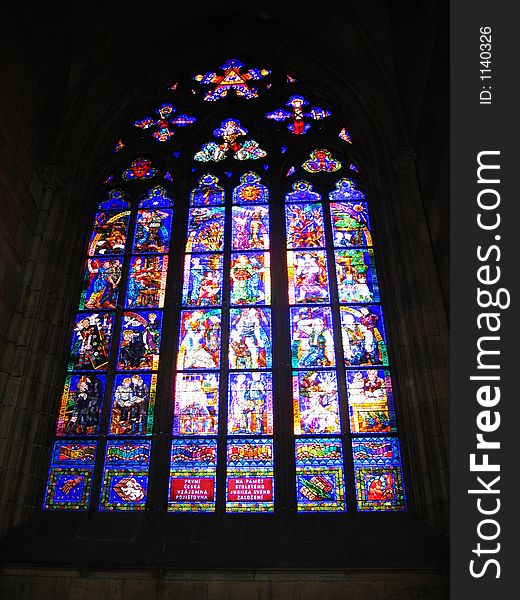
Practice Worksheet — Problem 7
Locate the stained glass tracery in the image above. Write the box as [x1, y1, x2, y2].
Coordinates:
[45, 58, 407, 516]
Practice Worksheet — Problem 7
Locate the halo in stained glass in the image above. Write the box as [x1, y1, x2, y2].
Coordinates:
[285, 203, 325, 248]
[295, 438, 346, 512]
[231, 205, 270, 251]
[334, 249, 379, 303]
[339, 305, 389, 367]
[227, 371, 273, 435]
[185, 207, 225, 252]
[229, 252, 271, 306]
[290, 306, 336, 369]
[293, 370, 340, 435]
[182, 254, 223, 307]
[287, 250, 330, 304]
[124, 255, 169, 309]
[109, 373, 157, 436]
[87, 211, 130, 256]
[176, 309, 221, 370]
[345, 369, 396, 433]
[229, 307, 272, 370]
[173, 372, 220, 435]
[168, 438, 217, 512]
[117, 310, 162, 371]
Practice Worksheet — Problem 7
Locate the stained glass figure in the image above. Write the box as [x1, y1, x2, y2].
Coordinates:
[194, 119, 267, 162]
[290, 306, 335, 369]
[284, 180, 321, 203]
[182, 254, 223, 307]
[134, 103, 196, 142]
[329, 177, 366, 201]
[168, 438, 217, 512]
[226, 439, 274, 512]
[230, 252, 271, 305]
[352, 437, 406, 511]
[190, 174, 225, 206]
[232, 172, 269, 204]
[338, 128, 352, 143]
[79, 258, 122, 310]
[293, 370, 340, 435]
[266, 95, 331, 135]
[172, 372, 219, 435]
[113, 138, 125, 153]
[229, 307, 272, 370]
[138, 186, 173, 209]
[295, 438, 346, 512]
[340, 305, 388, 367]
[329, 201, 372, 247]
[334, 249, 379, 303]
[302, 149, 342, 173]
[109, 373, 157, 436]
[228, 372, 273, 435]
[185, 207, 225, 252]
[43, 441, 96, 510]
[122, 158, 157, 181]
[177, 309, 221, 370]
[99, 439, 151, 511]
[68, 312, 114, 371]
[97, 189, 129, 211]
[117, 311, 162, 370]
[231, 206, 270, 250]
[285, 203, 325, 248]
[194, 58, 270, 101]
[346, 369, 396, 433]
[56, 373, 106, 436]
[133, 209, 173, 254]
[287, 250, 330, 304]
[125, 255, 168, 309]
[88, 211, 130, 256]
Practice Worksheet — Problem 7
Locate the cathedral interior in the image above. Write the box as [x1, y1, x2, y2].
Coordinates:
[0, 1, 449, 598]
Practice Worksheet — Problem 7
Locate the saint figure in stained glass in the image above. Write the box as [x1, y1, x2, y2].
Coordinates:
[194, 119, 267, 162]
[266, 95, 331, 134]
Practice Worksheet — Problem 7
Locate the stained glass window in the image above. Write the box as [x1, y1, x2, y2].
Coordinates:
[44, 184, 172, 511]
[44, 57, 407, 516]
